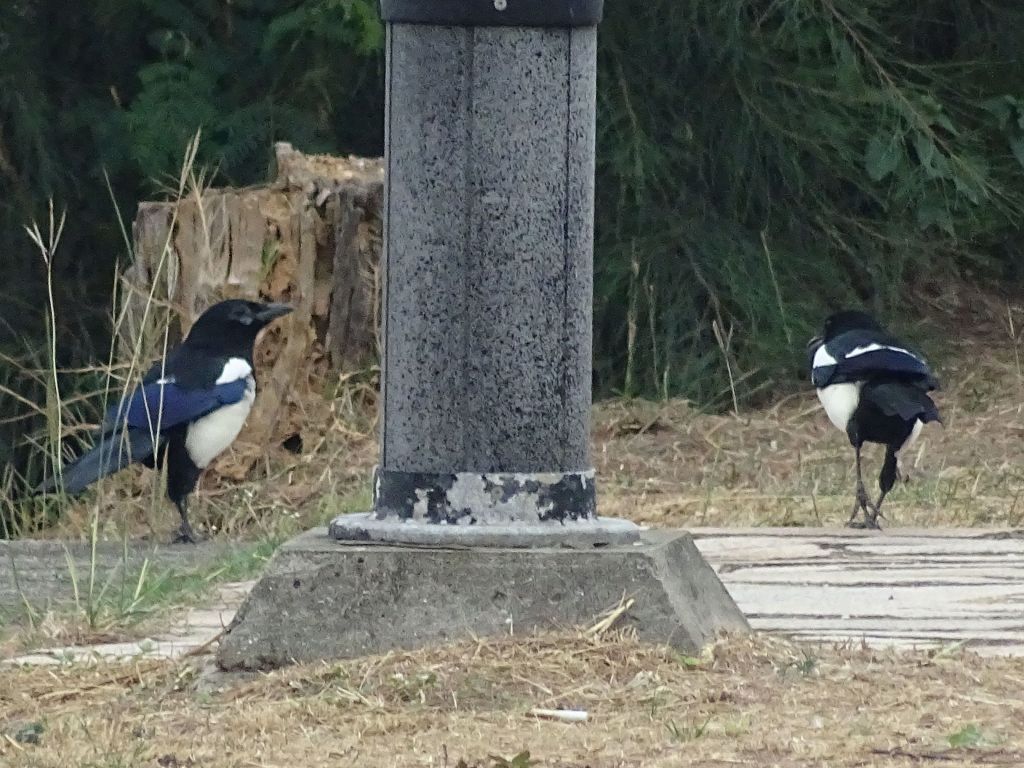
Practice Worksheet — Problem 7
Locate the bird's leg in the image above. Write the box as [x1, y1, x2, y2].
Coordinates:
[866, 448, 899, 529]
[866, 490, 889, 529]
[173, 497, 200, 544]
[846, 445, 866, 525]
[847, 494, 863, 526]
[861, 495, 883, 530]
[846, 445, 881, 529]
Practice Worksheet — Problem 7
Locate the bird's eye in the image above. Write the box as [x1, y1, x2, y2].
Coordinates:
[231, 308, 254, 325]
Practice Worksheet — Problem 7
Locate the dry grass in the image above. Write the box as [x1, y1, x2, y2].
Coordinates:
[593, 306, 1024, 530]
[10, 283, 1024, 541]
[29, 328, 1024, 541]
[5, 291, 1024, 765]
[1, 632, 1023, 767]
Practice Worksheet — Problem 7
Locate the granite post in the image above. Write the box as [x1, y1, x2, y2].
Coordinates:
[328, 0, 636, 546]
[217, 0, 748, 669]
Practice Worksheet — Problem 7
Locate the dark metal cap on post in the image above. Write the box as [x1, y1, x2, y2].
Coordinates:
[379, 0, 603, 27]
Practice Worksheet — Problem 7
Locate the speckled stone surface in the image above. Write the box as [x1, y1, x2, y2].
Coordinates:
[381, 25, 597, 477]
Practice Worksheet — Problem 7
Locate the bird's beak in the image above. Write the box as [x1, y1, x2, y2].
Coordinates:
[256, 303, 293, 323]
[806, 334, 823, 350]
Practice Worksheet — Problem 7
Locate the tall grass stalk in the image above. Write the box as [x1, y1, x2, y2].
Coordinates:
[20, 130, 207, 540]
[24, 201, 67, 497]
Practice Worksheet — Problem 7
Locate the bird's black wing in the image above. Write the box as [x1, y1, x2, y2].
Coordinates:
[811, 329, 937, 389]
[37, 366, 249, 496]
[37, 428, 159, 495]
[861, 381, 942, 424]
[104, 377, 249, 436]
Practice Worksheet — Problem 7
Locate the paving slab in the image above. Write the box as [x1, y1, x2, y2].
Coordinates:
[2, 581, 253, 666]
[0, 537, 244, 615]
[691, 527, 1024, 656]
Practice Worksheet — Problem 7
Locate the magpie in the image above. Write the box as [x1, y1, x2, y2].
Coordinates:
[36, 299, 292, 543]
[807, 310, 941, 529]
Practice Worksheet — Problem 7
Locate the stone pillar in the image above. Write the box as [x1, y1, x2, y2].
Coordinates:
[217, 0, 749, 670]
[330, 0, 638, 546]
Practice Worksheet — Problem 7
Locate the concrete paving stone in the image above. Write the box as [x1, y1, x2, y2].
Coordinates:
[695, 527, 1024, 656]
[2, 581, 248, 666]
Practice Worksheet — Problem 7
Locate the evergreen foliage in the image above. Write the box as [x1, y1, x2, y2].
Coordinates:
[0, 0, 383, 478]
[594, 0, 1024, 406]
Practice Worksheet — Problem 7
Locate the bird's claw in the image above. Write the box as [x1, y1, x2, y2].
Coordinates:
[172, 525, 202, 545]
[847, 482, 884, 530]
[861, 512, 883, 530]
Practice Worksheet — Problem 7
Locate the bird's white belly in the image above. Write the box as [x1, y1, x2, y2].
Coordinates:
[816, 382, 862, 431]
[185, 378, 256, 468]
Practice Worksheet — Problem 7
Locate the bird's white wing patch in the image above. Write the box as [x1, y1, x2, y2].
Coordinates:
[185, 376, 256, 468]
[812, 344, 837, 369]
[816, 382, 862, 431]
[216, 357, 253, 384]
[845, 343, 924, 363]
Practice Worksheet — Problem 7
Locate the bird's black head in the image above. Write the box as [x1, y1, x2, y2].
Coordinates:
[821, 310, 883, 341]
[183, 299, 293, 358]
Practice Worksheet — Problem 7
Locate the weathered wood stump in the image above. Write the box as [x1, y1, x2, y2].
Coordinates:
[119, 143, 383, 479]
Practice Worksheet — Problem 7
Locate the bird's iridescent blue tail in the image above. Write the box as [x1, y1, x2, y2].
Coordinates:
[34, 428, 157, 496]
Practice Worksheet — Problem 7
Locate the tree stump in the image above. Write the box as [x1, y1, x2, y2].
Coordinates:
[119, 143, 383, 480]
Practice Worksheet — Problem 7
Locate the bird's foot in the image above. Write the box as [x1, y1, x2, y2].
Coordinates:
[172, 524, 203, 545]
[846, 483, 883, 530]
[846, 515, 883, 530]
[854, 500, 884, 530]
[860, 510, 884, 530]
[863, 498, 888, 530]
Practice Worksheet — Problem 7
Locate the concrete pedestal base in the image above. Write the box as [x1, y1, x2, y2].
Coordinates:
[216, 528, 749, 670]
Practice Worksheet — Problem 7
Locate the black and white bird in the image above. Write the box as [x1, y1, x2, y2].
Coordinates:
[36, 299, 292, 543]
[807, 310, 941, 529]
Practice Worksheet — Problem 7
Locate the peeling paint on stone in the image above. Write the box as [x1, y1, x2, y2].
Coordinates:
[371, 467, 596, 524]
